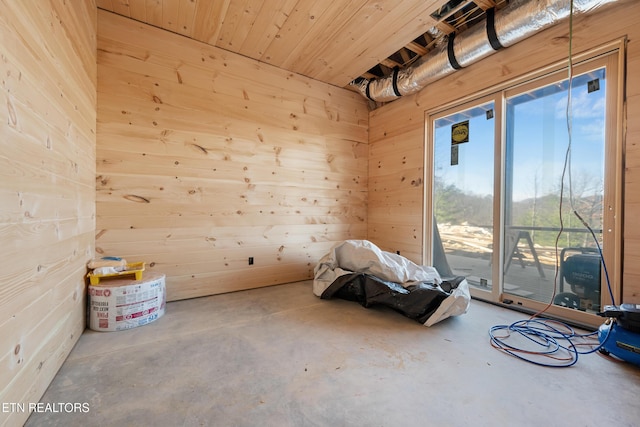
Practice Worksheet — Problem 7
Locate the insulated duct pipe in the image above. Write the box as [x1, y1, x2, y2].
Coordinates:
[351, 0, 618, 103]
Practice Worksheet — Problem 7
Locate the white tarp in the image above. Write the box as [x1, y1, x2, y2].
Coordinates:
[313, 240, 470, 326]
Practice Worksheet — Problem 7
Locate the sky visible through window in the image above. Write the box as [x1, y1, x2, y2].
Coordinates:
[434, 68, 606, 203]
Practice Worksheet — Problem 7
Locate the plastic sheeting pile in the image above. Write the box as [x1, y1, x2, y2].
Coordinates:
[313, 240, 470, 326]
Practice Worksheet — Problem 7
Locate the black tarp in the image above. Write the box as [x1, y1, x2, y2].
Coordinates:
[321, 273, 467, 325]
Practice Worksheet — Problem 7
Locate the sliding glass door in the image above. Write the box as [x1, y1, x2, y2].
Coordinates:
[429, 96, 499, 301]
[427, 51, 622, 326]
[503, 65, 608, 311]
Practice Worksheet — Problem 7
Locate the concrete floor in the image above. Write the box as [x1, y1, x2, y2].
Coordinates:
[27, 280, 640, 427]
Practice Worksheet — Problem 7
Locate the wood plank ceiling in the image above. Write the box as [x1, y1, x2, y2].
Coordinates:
[97, 0, 506, 90]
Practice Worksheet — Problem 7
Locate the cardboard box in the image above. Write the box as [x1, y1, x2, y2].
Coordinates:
[88, 272, 166, 332]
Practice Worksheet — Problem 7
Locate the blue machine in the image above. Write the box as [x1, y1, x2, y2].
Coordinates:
[598, 304, 640, 367]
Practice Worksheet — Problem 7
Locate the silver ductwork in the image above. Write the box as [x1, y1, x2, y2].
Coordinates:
[351, 0, 618, 103]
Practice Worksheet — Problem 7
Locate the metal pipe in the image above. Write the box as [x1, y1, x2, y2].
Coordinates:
[351, 0, 618, 103]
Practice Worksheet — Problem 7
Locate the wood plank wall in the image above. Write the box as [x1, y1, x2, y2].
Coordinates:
[96, 10, 369, 301]
[0, 1, 96, 426]
[368, 0, 640, 302]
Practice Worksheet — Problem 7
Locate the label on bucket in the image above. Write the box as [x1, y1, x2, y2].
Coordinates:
[88, 273, 166, 332]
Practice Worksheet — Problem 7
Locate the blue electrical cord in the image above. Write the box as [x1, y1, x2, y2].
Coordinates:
[489, 317, 612, 367]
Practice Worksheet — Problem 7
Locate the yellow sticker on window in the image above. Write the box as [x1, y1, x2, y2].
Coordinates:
[451, 120, 469, 145]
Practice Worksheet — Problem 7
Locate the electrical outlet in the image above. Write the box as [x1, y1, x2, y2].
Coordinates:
[248, 257, 254, 265]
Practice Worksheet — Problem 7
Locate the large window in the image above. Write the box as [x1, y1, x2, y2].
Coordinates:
[427, 51, 622, 327]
